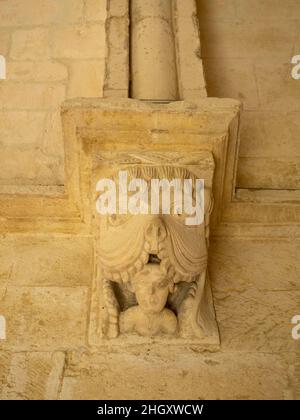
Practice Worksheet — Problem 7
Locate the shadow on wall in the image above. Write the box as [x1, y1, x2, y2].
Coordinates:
[196, 0, 300, 191]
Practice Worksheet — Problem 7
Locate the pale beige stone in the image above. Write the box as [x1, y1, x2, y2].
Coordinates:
[108, 0, 128, 17]
[67, 60, 105, 98]
[197, 0, 236, 20]
[0, 0, 84, 26]
[0, 286, 88, 351]
[0, 352, 65, 400]
[174, 11, 207, 99]
[203, 59, 259, 109]
[235, 0, 300, 20]
[0, 0, 299, 401]
[90, 151, 218, 344]
[255, 61, 300, 112]
[0, 111, 46, 145]
[0, 236, 93, 287]
[59, 350, 290, 400]
[0, 30, 10, 56]
[41, 111, 64, 161]
[52, 24, 105, 59]
[238, 112, 300, 158]
[104, 12, 129, 95]
[85, 0, 107, 21]
[0, 146, 63, 185]
[237, 157, 300, 189]
[0, 83, 66, 110]
[10, 28, 51, 61]
[199, 20, 298, 59]
[131, 0, 179, 100]
[7, 61, 68, 82]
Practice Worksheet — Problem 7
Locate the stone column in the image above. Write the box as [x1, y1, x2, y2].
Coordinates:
[130, 0, 179, 101]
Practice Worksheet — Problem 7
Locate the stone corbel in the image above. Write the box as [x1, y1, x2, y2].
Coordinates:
[60, 97, 241, 349]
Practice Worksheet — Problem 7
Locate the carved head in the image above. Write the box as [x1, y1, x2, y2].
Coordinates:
[96, 166, 213, 285]
[130, 263, 172, 314]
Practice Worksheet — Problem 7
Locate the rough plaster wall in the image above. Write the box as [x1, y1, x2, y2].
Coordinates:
[197, 0, 300, 190]
[0, 0, 107, 187]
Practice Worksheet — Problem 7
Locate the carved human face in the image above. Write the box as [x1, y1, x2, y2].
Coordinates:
[132, 264, 170, 314]
[96, 166, 212, 284]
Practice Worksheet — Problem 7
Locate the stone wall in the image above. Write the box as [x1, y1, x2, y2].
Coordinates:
[0, 0, 106, 187]
[0, 0, 299, 401]
[197, 0, 300, 190]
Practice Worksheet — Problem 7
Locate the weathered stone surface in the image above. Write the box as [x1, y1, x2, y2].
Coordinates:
[52, 24, 105, 59]
[10, 28, 51, 60]
[237, 157, 300, 190]
[0, 236, 93, 287]
[0, 30, 10, 56]
[203, 59, 259, 109]
[8, 61, 68, 82]
[0, 0, 84, 26]
[0, 0, 299, 401]
[0, 146, 63, 185]
[255, 61, 300, 112]
[0, 111, 46, 146]
[209, 238, 300, 353]
[235, 0, 300, 19]
[67, 60, 105, 98]
[238, 112, 300, 159]
[0, 351, 65, 400]
[198, 0, 300, 191]
[0, 286, 88, 351]
[59, 350, 290, 400]
[85, 0, 107, 22]
[0, 0, 106, 188]
[197, 0, 236, 20]
[0, 83, 66, 111]
[199, 20, 297, 59]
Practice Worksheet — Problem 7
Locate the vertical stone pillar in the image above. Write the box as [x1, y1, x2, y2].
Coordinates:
[130, 0, 179, 101]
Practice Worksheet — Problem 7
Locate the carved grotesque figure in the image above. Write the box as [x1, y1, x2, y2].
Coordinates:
[120, 263, 177, 336]
[91, 164, 219, 344]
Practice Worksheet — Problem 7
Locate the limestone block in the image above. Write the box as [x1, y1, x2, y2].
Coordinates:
[85, 0, 107, 21]
[209, 238, 300, 352]
[175, 14, 207, 98]
[0, 0, 84, 26]
[203, 59, 259, 109]
[215, 289, 300, 353]
[176, 0, 198, 18]
[238, 112, 300, 159]
[0, 111, 46, 145]
[68, 60, 105, 98]
[237, 157, 300, 189]
[10, 28, 51, 61]
[0, 29, 10, 56]
[0, 83, 66, 110]
[0, 351, 65, 400]
[209, 238, 300, 293]
[0, 146, 63, 184]
[42, 112, 64, 160]
[197, 0, 236, 20]
[104, 15, 129, 94]
[59, 350, 289, 400]
[108, 0, 128, 17]
[199, 20, 298, 59]
[51, 0, 84, 24]
[130, 0, 178, 100]
[235, 0, 300, 20]
[255, 61, 300, 112]
[0, 236, 93, 287]
[8, 61, 68, 82]
[0, 287, 88, 351]
[52, 24, 106, 59]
